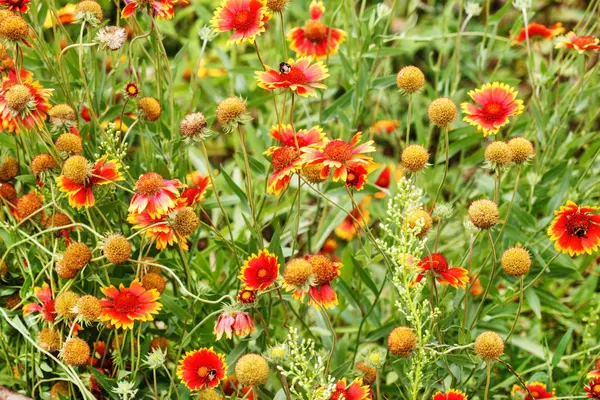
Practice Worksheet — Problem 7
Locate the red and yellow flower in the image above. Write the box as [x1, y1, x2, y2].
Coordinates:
[44, 3, 77, 28]
[23, 283, 56, 322]
[177, 347, 227, 391]
[57, 156, 124, 209]
[585, 377, 600, 399]
[461, 82, 524, 136]
[370, 120, 400, 135]
[557, 32, 600, 54]
[239, 250, 279, 291]
[211, 0, 269, 44]
[301, 132, 375, 183]
[99, 280, 162, 330]
[328, 378, 371, 400]
[268, 124, 326, 150]
[306, 254, 342, 309]
[214, 311, 255, 340]
[267, 146, 303, 195]
[256, 57, 329, 98]
[181, 171, 211, 205]
[335, 197, 370, 241]
[511, 382, 554, 400]
[411, 253, 468, 288]
[288, 1, 346, 59]
[433, 390, 467, 400]
[0, 0, 30, 13]
[547, 200, 600, 257]
[511, 22, 564, 46]
[129, 172, 184, 219]
[122, 0, 176, 20]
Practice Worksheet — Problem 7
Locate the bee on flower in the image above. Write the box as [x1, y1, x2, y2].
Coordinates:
[256, 57, 329, 98]
[211, 0, 269, 44]
[177, 347, 227, 391]
[547, 200, 600, 256]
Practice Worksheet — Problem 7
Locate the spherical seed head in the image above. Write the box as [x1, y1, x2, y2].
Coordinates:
[196, 389, 222, 400]
[271, 147, 299, 171]
[55, 291, 79, 319]
[39, 327, 61, 352]
[142, 272, 166, 294]
[0, 155, 18, 181]
[31, 153, 58, 175]
[16, 192, 42, 220]
[387, 326, 417, 357]
[501, 246, 531, 276]
[468, 199, 499, 229]
[0, 260, 6, 279]
[102, 234, 132, 265]
[0, 15, 28, 41]
[406, 209, 433, 238]
[180, 112, 207, 138]
[396, 66, 425, 94]
[137, 97, 162, 121]
[76, 295, 101, 321]
[485, 141, 512, 166]
[301, 163, 327, 183]
[0, 182, 16, 203]
[55, 133, 83, 155]
[62, 155, 90, 185]
[216, 97, 246, 125]
[474, 331, 504, 360]
[150, 336, 169, 351]
[267, 0, 289, 11]
[235, 353, 270, 387]
[5, 84, 32, 113]
[62, 338, 90, 366]
[401, 145, 429, 173]
[428, 97, 458, 127]
[172, 207, 200, 237]
[307, 255, 337, 285]
[75, 0, 103, 22]
[46, 212, 72, 229]
[507, 137, 534, 164]
[50, 382, 70, 400]
[5, 293, 21, 309]
[48, 104, 76, 124]
[61, 241, 92, 271]
[283, 258, 313, 286]
[0, 10, 13, 24]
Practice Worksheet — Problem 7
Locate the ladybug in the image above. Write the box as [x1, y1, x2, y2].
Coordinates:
[279, 62, 291, 74]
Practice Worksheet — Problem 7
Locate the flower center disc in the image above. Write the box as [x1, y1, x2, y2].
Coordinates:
[197, 366, 209, 378]
[566, 212, 591, 237]
[233, 10, 254, 31]
[303, 20, 327, 42]
[575, 36, 595, 48]
[113, 291, 139, 314]
[136, 172, 164, 195]
[257, 268, 267, 278]
[483, 102, 503, 120]
[272, 147, 298, 170]
[324, 140, 353, 162]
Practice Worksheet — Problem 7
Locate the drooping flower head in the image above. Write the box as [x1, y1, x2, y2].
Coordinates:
[585, 377, 600, 399]
[23, 283, 56, 322]
[433, 389, 468, 400]
[211, 0, 268, 44]
[287, 1, 346, 59]
[99, 280, 162, 329]
[511, 22, 564, 46]
[411, 253, 468, 288]
[122, 0, 177, 20]
[239, 249, 279, 291]
[0, 0, 30, 13]
[305, 254, 342, 309]
[328, 378, 371, 400]
[214, 310, 255, 340]
[557, 32, 600, 54]
[511, 382, 554, 400]
[256, 57, 329, 98]
[548, 200, 600, 257]
[177, 348, 227, 390]
[461, 82, 524, 136]
[129, 172, 184, 219]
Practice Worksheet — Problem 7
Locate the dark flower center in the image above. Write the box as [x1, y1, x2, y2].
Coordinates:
[304, 20, 327, 42]
[483, 102, 503, 120]
[271, 146, 299, 170]
[280, 67, 308, 85]
[324, 140, 353, 162]
[113, 291, 139, 314]
[565, 212, 591, 237]
[136, 172, 164, 195]
[233, 10, 254, 31]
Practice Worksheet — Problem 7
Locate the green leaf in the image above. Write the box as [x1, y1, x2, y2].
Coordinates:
[525, 288, 541, 319]
[552, 327, 573, 367]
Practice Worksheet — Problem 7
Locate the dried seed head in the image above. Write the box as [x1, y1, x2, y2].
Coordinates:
[0, 156, 18, 181]
[62, 338, 90, 366]
[474, 331, 504, 360]
[396, 66, 425, 94]
[401, 145, 429, 173]
[507, 137, 535, 164]
[142, 272, 166, 294]
[62, 155, 90, 185]
[235, 353, 270, 387]
[468, 199, 499, 229]
[55, 133, 83, 155]
[428, 97, 458, 127]
[501, 246, 531, 277]
[484, 141, 512, 166]
[31, 153, 58, 175]
[137, 97, 162, 121]
[387, 326, 417, 357]
[0, 15, 29, 42]
[102, 233, 132, 265]
[216, 97, 247, 125]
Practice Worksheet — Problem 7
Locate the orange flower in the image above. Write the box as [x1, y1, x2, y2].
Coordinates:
[122, 0, 176, 20]
[461, 82, 524, 136]
[585, 377, 600, 399]
[177, 348, 227, 391]
[267, 146, 303, 195]
[44, 3, 77, 28]
[181, 171, 211, 205]
[23, 283, 56, 322]
[129, 172, 184, 219]
[469, 277, 483, 296]
[256, 57, 329, 98]
[557, 32, 600, 54]
[511, 382, 554, 400]
[335, 197, 370, 241]
[432, 390, 467, 400]
[288, 1, 346, 59]
[412, 253, 468, 288]
[0, 0, 30, 12]
[328, 378, 371, 400]
[547, 200, 600, 256]
[211, 0, 269, 44]
[239, 250, 279, 291]
[267, 124, 326, 151]
[301, 132, 375, 183]
[306, 254, 342, 309]
[99, 280, 162, 329]
[370, 120, 400, 135]
[511, 22, 564, 45]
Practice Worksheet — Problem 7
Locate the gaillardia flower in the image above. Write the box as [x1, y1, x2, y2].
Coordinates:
[211, 0, 268, 44]
[214, 311, 255, 340]
[0, 0, 30, 13]
[129, 172, 183, 219]
[306, 254, 342, 309]
[99, 280, 162, 329]
[548, 200, 600, 256]
[181, 171, 211, 205]
[511, 22, 564, 46]
[267, 146, 302, 195]
[512, 382, 554, 400]
[585, 377, 600, 399]
[177, 348, 227, 390]
[461, 82, 524, 136]
[328, 378, 371, 400]
[256, 57, 329, 97]
[23, 283, 56, 322]
[370, 120, 400, 135]
[557, 32, 600, 54]
[122, 0, 176, 20]
[239, 250, 279, 291]
[432, 389, 467, 400]
[287, 1, 346, 59]
[411, 253, 468, 288]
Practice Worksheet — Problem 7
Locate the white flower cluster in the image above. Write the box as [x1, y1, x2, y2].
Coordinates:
[94, 123, 128, 169]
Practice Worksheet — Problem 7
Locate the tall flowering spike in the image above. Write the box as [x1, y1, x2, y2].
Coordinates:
[301, 132, 375, 183]
[511, 22, 564, 46]
[129, 172, 184, 219]
[547, 200, 600, 257]
[211, 0, 268, 44]
[557, 32, 600, 54]
[122, 0, 177, 20]
[239, 249, 279, 291]
[288, 0, 346, 59]
[0, 0, 30, 13]
[177, 348, 227, 391]
[461, 82, 524, 136]
[432, 389, 468, 400]
[328, 377, 371, 400]
[411, 253, 468, 288]
[256, 57, 329, 98]
[22, 283, 56, 322]
[99, 280, 162, 329]
[511, 382, 554, 400]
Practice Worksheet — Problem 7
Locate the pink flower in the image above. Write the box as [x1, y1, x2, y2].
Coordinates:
[214, 311, 255, 340]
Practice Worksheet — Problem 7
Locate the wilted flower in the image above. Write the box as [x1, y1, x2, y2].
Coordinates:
[95, 26, 126, 51]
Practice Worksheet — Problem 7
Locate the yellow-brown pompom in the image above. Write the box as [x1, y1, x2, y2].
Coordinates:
[283, 258, 313, 287]
[484, 141, 512, 167]
[235, 353, 270, 387]
[396, 66, 425, 94]
[102, 234, 131, 264]
[57, 242, 92, 279]
[5, 84, 33, 114]
[267, 0, 289, 11]
[16, 192, 42, 221]
[474, 331, 504, 360]
[356, 361, 377, 384]
[77, 295, 101, 322]
[0, 15, 29, 42]
[45, 212, 72, 229]
[50, 382, 70, 400]
[501, 246, 531, 277]
[387, 326, 417, 357]
[507, 137, 535, 164]
[172, 207, 200, 237]
[62, 338, 90, 366]
[195, 389, 222, 400]
[307, 255, 337, 286]
[137, 97, 161, 121]
[180, 112, 207, 138]
[142, 272, 166, 294]
[62, 155, 90, 184]
[38, 327, 61, 352]
[468, 199, 499, 229]
[75, 0, 103, 22]
[55, 291, 79, 319]
[31, 153, 58, 176]
[406, 209, 433, 238]
[428, 98, 458, 127]
[48, 104, 76, 125]
[401, 145, 429, 173]
[0, 156, 18, 181]
[301, 163, 327, 183]
[216, 97, 247, 125]
[0, 182, 16, 204]
[55, 133, 83, 155]
[150, 336, 169, 351]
